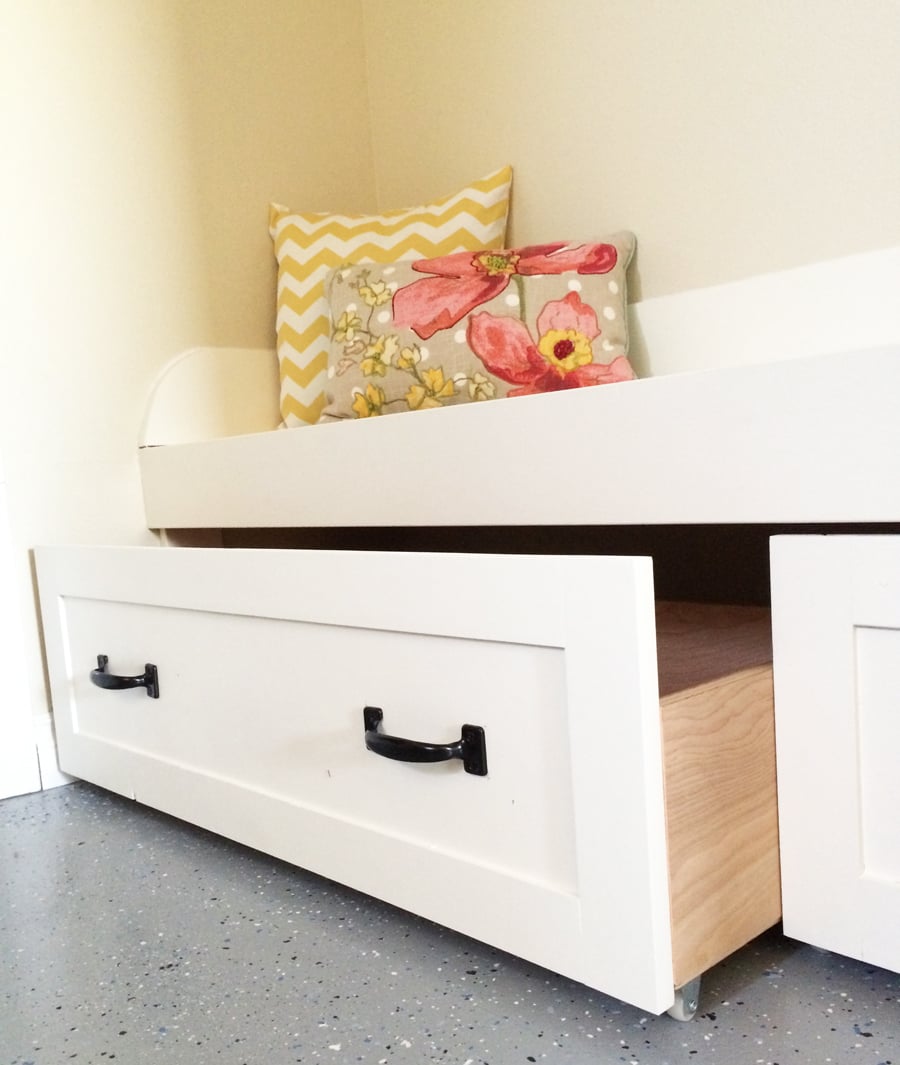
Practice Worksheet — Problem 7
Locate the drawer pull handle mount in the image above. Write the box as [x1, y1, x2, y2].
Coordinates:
[363, 706, 487, 776]
[90, 654, 160, 699]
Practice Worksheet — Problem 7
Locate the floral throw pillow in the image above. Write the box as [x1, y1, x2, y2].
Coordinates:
[319, 234, 636, 421]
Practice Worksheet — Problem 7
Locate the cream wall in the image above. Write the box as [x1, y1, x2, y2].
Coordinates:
[2, 1, 208, 778]
[0, 455, 42, 797]
[0, 0, 371, 779]
[135, 0, 900, 362]
[2, 2, 208, 538]
[363, 0, 900, 299]
[176, 0, 376, 347]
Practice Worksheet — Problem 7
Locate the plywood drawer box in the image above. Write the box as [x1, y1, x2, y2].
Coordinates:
[36, 545, 779, 1016]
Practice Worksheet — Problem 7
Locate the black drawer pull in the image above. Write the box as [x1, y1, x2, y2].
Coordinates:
[90, 654, 160, 699]
[363, 706, 487, 776]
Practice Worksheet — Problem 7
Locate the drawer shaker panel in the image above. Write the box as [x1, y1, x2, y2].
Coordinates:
[771, 534, 900, 975]
[37, 546, 672, 1013]
[61, 597, 577, 896]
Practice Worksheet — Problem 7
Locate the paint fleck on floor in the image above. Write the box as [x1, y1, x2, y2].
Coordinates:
[1, 782, 897, 1063]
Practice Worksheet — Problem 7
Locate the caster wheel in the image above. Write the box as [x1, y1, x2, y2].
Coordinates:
[667, 975, 701, 1021]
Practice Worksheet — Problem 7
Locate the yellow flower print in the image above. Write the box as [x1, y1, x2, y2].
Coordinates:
[537, 328, 594, 373]
[360, 354, 387, 378]
[360, 334, 400, 377]
[473, 250, 521, 277]
[351, 383, 386, 418]
[422, 367, 454, 394]
[405, 385, 434, 410]
[405, 367, 456, 410]
[467, 372, 496, 401]
[394, 345, 422, 371]
[334, 309, 362, 344]
[358, 279, 393, 308]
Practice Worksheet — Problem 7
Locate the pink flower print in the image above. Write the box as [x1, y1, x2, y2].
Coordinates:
[466, 291, 635, 396]
[392, 242, 618, 340]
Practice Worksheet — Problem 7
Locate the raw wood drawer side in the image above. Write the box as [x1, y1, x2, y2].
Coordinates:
[656, 602, 781, 987]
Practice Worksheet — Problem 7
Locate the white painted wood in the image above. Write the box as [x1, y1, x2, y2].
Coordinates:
[628, 244, 900, 379]
[137, 245, 900, 531]
[139, 345, 900, 528]
[771, 535, 900, 974]
[36, 544, 673, 1012]
[138, 246, 900, 447]
[0, 474, 42, 798]
[139, 347, 281, 446]
[856, 627, 900, 884]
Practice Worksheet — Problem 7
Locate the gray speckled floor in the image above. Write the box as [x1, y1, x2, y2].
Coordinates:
[1, 783, 896, 1064]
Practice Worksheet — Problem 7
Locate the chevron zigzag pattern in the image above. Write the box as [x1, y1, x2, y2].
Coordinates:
[269, 166, 512, 427]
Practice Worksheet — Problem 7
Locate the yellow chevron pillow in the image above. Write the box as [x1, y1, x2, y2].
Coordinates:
[269, 166, 512, 427]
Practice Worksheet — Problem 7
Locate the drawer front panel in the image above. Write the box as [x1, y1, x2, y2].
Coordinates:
[856, 625, 900, 881]
[38, 546, 671, 1012]
[63, 597, 577, 896]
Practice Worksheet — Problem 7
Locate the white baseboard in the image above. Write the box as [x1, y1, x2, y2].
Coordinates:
[35, 713, 77, 790]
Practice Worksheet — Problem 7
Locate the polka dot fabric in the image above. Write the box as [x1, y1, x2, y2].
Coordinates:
[320, 234, 636, 421]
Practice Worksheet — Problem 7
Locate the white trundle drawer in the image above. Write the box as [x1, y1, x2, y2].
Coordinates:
[36, 545, 779, 1016]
